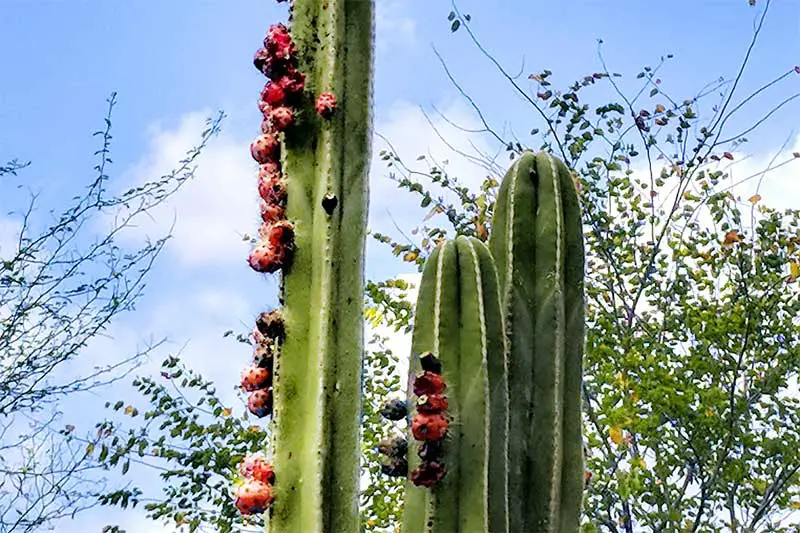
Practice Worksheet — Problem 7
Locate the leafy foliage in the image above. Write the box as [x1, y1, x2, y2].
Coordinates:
[0, 94, 222, 533]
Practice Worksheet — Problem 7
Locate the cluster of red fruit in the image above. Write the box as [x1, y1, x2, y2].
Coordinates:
[408, 352, 448, 488]
[247, 22, 338, 274]
[234, 453, 276, 515]
[248, 22, 300, 274]
[241, 310, 284, 418]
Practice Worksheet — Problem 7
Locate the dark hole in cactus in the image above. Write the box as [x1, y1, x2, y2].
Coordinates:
[321, 193, 338, 214]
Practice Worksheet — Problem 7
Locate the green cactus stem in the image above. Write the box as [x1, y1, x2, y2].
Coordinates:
[403, 236, 509, 533]
[488, 151, 585, 532]
[267, 1, 374, 531]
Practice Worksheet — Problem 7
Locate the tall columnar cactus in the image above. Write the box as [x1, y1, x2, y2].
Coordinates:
[402, 236, 509, 533]
[489, 151, 585, 532]
[240, 0, 374, 532]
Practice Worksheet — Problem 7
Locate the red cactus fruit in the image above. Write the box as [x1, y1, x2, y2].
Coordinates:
[410, 461, 446, 488]
[241, 365, 271, 392]
[315, 92, 337, 118]
[278, 67, 305, 96]
[238, 453, 275, 484]
[261, 82, 286, 107]
[247, 241, 287, 274]
[264, 23, 294, 60]
[416, 394, 448, 414]
[268, 106, 295, 131]
[258, 161, 282, 180]
[250, 133, 280, 164]
[234, 479, 274, 515]
[411, 412, 448, 441]
[413, 371, 446, 396]
[253, 48, 270, 74]
[260, 200, 285, 224]
[265, 220, 294, 249]
[247, 389, 273, 417]
[258, 172, 287, 205]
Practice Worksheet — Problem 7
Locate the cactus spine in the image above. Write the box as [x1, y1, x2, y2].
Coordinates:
[260, 1, 374, 532]
[403, 236, 509, 533]
[401, 152, 585, 532]
[489, 151, 585, 532]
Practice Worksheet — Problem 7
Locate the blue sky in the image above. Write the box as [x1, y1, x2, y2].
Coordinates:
[1, 1, 799, 531]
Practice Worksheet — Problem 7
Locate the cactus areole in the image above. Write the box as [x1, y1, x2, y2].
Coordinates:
[242, 0, 375, 532]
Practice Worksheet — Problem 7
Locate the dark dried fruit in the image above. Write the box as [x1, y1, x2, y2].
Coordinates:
[379, 399, 408, 421]
[413, 371, 446, 396]
[256, 310, 285, 341]
[380, 458, 408, 478]
[417, 439, 444, 462]
[377, 437, 408, 458]
[410, 461, 446, 488]
[416, 394, 448, 414]
[419, 351, 442, 374]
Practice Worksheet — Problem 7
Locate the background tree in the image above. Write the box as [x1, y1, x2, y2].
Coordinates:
[0, 93, 221, 533]
[95, 1, 800, 532]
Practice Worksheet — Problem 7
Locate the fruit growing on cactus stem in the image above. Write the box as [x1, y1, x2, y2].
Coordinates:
[247, 389, 273, 417]
[268, 106, 295, 131]
[250, 133, 280, 164]
[239, 453, 276, 484]
[234, 480, 274, 515]
[241, 365, 270, 391]
[314, 92, 337, 118]
[412, 371, 445, 396]
[410, 412, 448, 441]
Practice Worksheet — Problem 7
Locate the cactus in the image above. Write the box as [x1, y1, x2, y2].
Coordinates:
[402, 236, 510, 533]
[400, 152, 585, 532]
[489, 151, 585, 532]
[240, 0, 374, 531]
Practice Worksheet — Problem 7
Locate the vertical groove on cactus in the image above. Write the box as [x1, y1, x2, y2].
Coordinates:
[403, 237, 509, 533]
[489, 151, 585, 533]
[267, 1, 374, 532]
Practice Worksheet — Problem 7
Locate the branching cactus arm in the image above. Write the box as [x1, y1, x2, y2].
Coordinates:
[489, 152, 585, 532]
[402, 236, 509, 533]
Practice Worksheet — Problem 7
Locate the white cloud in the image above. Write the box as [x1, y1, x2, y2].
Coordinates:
[375, 0, 417, 51]
[115, 111, 259, 269]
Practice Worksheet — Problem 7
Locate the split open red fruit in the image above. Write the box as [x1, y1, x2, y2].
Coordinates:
[234, 479, 274, 515]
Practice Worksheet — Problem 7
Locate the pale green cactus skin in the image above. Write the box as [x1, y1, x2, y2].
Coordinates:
[267, 1, 374, 531]
[489, 151, 585, 532]
[402, 236, 509, 533]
